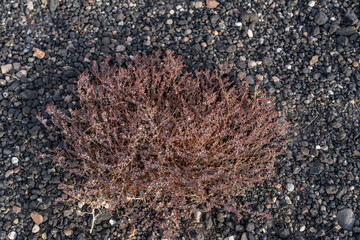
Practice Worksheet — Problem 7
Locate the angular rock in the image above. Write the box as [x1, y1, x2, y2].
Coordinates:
[8, 231, 17, 240]
[206, 0, 219, 8]
[1, 64, 13, 74]
[343, 10, 359, 25]
[315, 11, 328, 25]
[308, 162, 324, 175]
[33, 48, 46, 59]
[309, 55, 319, 65]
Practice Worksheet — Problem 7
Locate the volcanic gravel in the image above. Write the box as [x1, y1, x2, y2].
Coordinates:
[1, 0, 360, 239]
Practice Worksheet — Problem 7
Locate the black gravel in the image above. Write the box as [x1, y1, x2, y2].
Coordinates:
[1, 0, 360, 239]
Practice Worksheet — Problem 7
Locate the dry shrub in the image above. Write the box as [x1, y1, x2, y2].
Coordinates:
[37, 50, 289, 239]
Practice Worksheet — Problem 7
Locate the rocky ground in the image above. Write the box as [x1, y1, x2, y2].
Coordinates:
[1, 0, 360, 239]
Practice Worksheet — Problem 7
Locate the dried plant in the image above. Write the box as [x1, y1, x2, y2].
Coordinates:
[37, 50, 289, 239]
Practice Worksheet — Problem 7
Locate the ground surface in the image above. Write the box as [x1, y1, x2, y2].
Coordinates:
[1, 0, 360, 239]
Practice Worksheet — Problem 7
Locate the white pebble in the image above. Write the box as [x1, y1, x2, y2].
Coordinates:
[285, 196, 292, 204]
[247, 29, 253, 38]
[328, 90, 334, 95]
[300, 225, 306, 232]
[11, 157, 19, 164]
[248, 61, 257, 68]
[316, 145, 321, 149]
[235, 22, 242, 27]
[224, 236, 235, 240]
[27, 0, 34, 10]
[8, 231, 17, 240]
[109, 219, 117, 225]
[276, 48, 282, 53]
[32, 224, 40, 233]
[286, 64, 292, 70]
[286, 183, 295, 192]
[78, 202, 85, 209]
[308, 1, 315, 7]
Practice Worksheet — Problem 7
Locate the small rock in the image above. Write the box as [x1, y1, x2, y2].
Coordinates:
[195, 211, 202, 223]
[246, 222, 255, 232]
[63, 209, 73, 217]
[226, 45, 236, 53]
[1, 64, 13, 74]
[206, 0, 219, 8]
[13, 63, 21, 71]
[337, 36, 349, 46]
[11, 157, 19, 164]
[57, 49, 67, 57]
[27, 0, 34, 10]
[33, 48, 46, 59]
[336, 26, 357, 36]
[166, 19, 173, 25]
[286, 183, 295, 192]
[48, 0, 59, 12]
[343, 10, 359, 25]
[32, 224, 40, 233]
[195, 1, 203, 8]
[102, 37, 111, 45]
[8, 231, 17, 240]
[116, 45, 126, 52]
[248, 61, 257, 68]
[64, 95, 72, 104]
[64, 229, 73, 237]
[19, 90, 38, 100]
[31, 212, 44, 225]
[337, 208, 355, 230]
[109, 219, 117, 225]
[326, 185, 338, 195]
[285, 195, 292, 204]
[308, 1, 315, 7]
[240, 232, 248, 240]
[279, 228, 290, 239]
[299, 226, 306, 232]
[300, 147, 309, 156]
[272, 76, 280, 82]
[225, 236, 235, 240]
[315, 11, 328, 25]
[12, 206, 21, 214]
[308, 162, 324, 175]
[205, 216, 213, 230]
[332, 122, 341, 129]
[309, 55, 319, 65]
[16, 70, 27, 78]
[5, 170, 14, 178]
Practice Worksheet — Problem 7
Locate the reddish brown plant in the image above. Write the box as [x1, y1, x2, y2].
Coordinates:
[37, 50, 289, 239]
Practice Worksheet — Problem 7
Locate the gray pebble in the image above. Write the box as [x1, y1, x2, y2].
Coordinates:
[337, 208, 355, 230]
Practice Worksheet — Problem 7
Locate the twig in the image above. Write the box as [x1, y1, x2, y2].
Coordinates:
[301, 113, 318, 132]
[87, 207, 101, 234]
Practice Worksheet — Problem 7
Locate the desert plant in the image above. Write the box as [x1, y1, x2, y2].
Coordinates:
[37, 50, 289, 239]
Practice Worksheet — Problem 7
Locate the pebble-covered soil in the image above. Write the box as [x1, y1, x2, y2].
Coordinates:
[1, 0, 360, 239]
